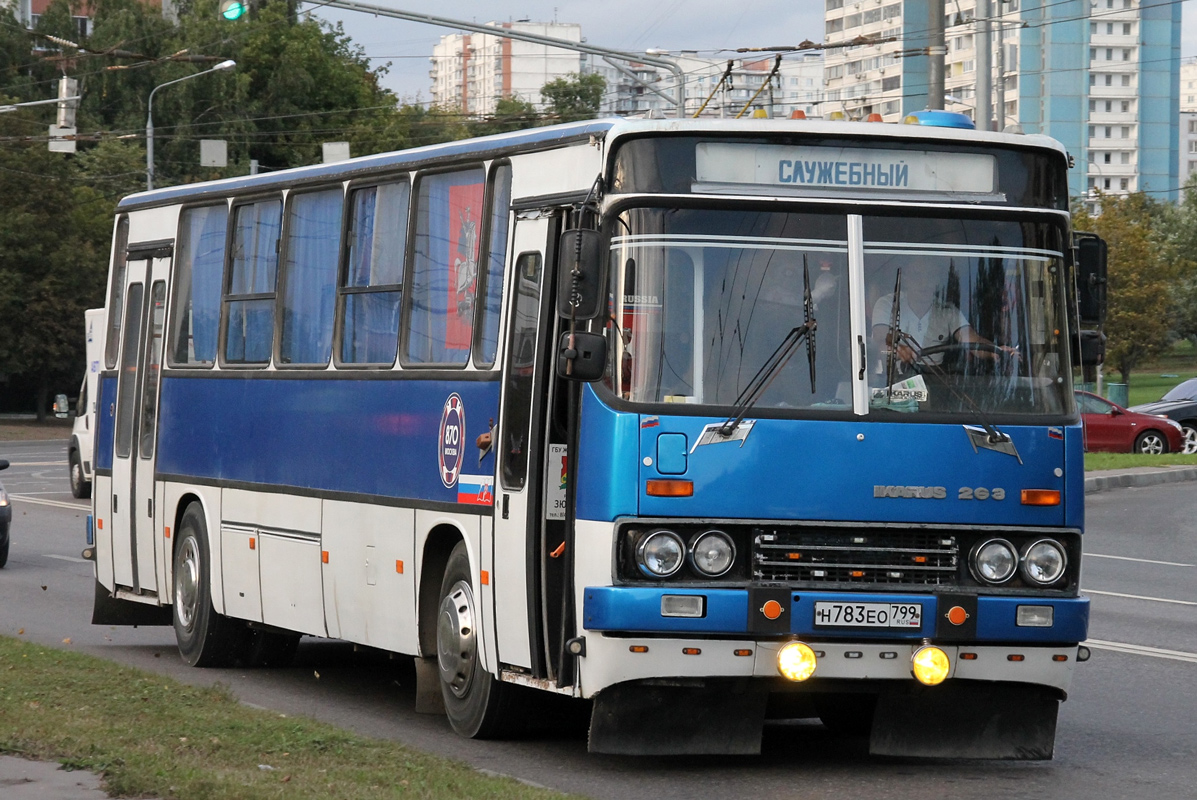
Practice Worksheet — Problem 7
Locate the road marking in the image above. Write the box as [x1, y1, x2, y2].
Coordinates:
[43, 554, 90, 564]
[8, 495, 86, 510]
[1086, 553, 1194, 568]
[1086, 639, 1197, 664]
[1084, 589, 1197, 606]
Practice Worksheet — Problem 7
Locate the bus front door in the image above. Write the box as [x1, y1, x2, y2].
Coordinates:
[493, 213, 563, 679]
[110, 250, 171, 596]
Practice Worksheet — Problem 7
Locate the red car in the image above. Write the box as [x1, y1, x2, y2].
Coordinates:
[1075, 390, 1185, 454]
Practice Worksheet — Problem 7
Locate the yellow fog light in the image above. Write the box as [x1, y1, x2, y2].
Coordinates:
[777, 641, 817, 682]
[911, 645, 951, 686]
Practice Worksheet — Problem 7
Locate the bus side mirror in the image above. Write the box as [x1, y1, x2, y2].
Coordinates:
[1074, 232, 1107, 328]
[557, 331, 607, 382]
[556, 228, 606, 320]
[1071, 329, 1105, 367]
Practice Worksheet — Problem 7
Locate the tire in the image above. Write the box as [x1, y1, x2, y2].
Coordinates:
[0, 529, 8, 569]
[69, 450, 91, 499]
[1181, 423, 1197, 455]
[1134, 430, 1168, 455]
[173, 503, 246, 667]
[436, 541, 516, 738]
[244, 630, 301, 668]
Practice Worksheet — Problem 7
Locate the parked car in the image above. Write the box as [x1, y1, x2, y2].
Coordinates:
[1075, 390, 1185, 454]
[0, 459, 10, 568]
[1128, 377, 1197, 455]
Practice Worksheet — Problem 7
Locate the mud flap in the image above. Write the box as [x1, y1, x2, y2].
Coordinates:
[589, 679, 768, 755]
[90, 579, 172, 626]
[413, 656, 446, 714]
[869, 682, 1059, 760]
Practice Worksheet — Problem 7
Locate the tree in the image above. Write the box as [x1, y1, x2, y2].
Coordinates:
[468, 96, 545, 137]
[1073, 192, 1182, 384]
[540, 72, 605, 122]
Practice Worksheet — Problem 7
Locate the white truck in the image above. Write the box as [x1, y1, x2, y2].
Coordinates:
[68, 308, 104, 499]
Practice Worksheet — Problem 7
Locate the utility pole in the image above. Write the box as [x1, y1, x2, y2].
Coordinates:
[995, 14, 1006, 131]
[975, 0, 992, 130]
[928, 0, 946, 109]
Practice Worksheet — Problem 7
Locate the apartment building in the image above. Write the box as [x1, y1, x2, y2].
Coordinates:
[822, 0, 1180, 204]
[429, 22, 583, 116]
[1180, 60, 1197, 184]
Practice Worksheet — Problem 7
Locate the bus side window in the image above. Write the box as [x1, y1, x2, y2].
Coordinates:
[475, 163, 512, 368]
[104, 215, 130, 370]
[405, 167, 485, 366]
[224, 198, 282, 365]
[278, 188, 343, 366]
[170, 204, 227, 367]
[340, 180, 408, 366]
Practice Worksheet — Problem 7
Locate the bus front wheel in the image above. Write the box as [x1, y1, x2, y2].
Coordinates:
[173, 503, 245, 667]
[436, 541, 513, 738]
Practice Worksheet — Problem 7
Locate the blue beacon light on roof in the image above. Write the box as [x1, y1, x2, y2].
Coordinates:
[903, 110, 976, 130]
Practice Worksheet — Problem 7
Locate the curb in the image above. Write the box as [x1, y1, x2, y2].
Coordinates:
[1084, 466, 1197, 494]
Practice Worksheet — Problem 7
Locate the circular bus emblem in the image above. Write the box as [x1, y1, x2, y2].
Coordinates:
[439, 393, 466, 488]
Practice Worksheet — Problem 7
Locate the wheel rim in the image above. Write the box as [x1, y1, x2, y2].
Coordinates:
[175, 536, 200, 631]
[1184, 426, 1197, 455]
[437, 580, 477, 698]
[70, 460, 82, 491]
[1139, 434, 1164, 455]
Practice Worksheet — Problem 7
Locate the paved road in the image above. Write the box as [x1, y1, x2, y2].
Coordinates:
[1, 438, 1194, 799]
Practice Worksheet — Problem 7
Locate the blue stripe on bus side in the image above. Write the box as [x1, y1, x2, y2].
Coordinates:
[155, 375, 498, 504]
[582, 586, 1089, 643]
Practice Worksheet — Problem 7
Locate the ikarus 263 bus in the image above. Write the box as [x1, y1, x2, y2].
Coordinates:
[87, 113, 1104, 758]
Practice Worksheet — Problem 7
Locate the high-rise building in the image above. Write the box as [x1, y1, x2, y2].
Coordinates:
[822, 0, 1180, 205]
[429, 22, 583, 116]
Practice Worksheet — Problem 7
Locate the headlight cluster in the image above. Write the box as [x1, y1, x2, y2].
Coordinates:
[636, 528, 736, 579]
[969, 538, 1067, 586]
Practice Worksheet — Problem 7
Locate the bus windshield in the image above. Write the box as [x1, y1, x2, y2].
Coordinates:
[607, 205, 1070, 418]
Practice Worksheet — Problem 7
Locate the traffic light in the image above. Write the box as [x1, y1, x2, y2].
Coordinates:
[220, 0, 247, 20]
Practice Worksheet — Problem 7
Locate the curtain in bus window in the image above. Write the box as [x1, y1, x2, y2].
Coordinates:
[280, 189, 343, 365]
[225, 199, 282, 364]
[477, 164, 512, 367]
[407, 169, 485, 365]
[341, 181, 408, 364]
[171, 204, 227, 365]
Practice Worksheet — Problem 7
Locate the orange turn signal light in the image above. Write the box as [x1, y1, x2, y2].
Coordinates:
[1021, 489, 1061, 506]
[646, 479, 693, 497]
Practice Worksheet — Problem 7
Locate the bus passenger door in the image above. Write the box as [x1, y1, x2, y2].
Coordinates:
[110, 251, 171, 595]
[493, 213, 558, 675]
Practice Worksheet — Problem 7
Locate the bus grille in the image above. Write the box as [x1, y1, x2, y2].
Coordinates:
[753, 528, 959, 587]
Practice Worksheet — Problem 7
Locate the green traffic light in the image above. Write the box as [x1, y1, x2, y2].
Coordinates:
[220, 0, 246, 20]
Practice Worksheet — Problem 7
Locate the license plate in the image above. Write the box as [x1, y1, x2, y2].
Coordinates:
[813, 601, 923, 629]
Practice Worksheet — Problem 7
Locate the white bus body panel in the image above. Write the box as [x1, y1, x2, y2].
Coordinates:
[320, 500, 417, 653]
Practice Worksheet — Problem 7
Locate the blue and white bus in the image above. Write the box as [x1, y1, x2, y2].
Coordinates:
[89, 115, 1101, 758]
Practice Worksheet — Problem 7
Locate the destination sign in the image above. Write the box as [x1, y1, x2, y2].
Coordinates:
[695, 142, 997, 194]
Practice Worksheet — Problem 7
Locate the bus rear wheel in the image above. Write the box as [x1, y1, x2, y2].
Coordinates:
[436, 541, 514, 738]
[173, 503, 246, 667]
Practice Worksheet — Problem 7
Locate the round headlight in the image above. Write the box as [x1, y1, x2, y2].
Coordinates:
[1021, 539, 1067, 585]
[690, 530, 735, 577]
[637, 530, 685, 578]
[971, 538, 1017, 584]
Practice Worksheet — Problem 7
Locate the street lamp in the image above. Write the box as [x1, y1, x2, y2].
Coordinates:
[146, 59, 236, 191]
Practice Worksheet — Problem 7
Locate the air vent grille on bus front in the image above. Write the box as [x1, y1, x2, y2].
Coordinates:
[753, 528, 959, 587]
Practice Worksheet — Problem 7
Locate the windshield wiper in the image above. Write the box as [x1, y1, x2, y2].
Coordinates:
[721, 261, 817, 436]
[884, 268, 903, 397]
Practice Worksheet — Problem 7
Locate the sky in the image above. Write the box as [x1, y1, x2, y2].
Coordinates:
[303, 0, 1197, 104]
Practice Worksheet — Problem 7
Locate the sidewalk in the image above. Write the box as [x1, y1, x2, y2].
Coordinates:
[1084, 464, 1197, 494]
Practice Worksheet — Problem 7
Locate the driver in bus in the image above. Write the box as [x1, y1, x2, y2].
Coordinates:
[870, 257, 1008, 372]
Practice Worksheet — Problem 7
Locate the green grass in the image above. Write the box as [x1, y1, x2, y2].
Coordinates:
[0, 637, 567, 800]
[1085, 452, 1197, 470]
